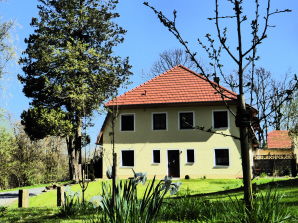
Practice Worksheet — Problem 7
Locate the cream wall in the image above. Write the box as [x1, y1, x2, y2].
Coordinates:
[101, 105, 244, 179]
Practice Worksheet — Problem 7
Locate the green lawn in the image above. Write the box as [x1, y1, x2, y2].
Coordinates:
[0, 181, 72, 193]
[1, 177, 297, 223]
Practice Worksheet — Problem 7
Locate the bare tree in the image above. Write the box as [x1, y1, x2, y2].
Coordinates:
[282, 87, 298, 130]
[144, 0, 293, 210]
[150, 48, 198, 77]
[0, 0, 14, 79]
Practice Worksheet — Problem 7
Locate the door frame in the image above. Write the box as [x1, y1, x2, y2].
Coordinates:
[167, 149, 181, 178]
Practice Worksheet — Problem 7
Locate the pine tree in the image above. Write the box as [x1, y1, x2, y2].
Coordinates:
[18, 0, 131, 181]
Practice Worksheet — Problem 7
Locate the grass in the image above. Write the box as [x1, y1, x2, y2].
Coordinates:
[0, 181, 72, 193]
[1, 177, 297, 223]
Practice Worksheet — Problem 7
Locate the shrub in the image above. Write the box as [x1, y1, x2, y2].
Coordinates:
[0, 206, 7, 217]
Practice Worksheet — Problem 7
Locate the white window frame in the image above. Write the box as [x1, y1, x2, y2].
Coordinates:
[120, 113, 135, 132]
[213, 148, 230, 168]
[152, 112, 168, 131]
[178, 111, 195, 130]
[212, 110, 229, 130]
[186, 149, 195, 164]
[152, 149, 161, 165]
[120, 149, 135, 168]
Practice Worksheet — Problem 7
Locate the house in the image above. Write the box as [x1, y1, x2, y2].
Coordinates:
[256, 130, 294, 155]
[97, 65, 256, 179]
[253, 130, 297, 176]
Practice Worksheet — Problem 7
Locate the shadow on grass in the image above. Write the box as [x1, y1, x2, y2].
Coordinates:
[2, 208, 61, 223]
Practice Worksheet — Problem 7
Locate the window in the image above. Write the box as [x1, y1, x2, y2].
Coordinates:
[179, 112, 194, 129]
[121, 150, 134, 167]
[153, 113, 167, 130]
[186, 149, 195, 163]
[213, 111, 228, 129]
[121, 114, 134, 131]
[153, 150, 160, 164]
[214, 149, 229, 166]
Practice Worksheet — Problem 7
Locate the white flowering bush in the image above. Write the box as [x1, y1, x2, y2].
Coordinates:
[86, 173, 181, 223]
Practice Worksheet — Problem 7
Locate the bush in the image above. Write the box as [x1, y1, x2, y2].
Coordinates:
[0, 206, 7, 217]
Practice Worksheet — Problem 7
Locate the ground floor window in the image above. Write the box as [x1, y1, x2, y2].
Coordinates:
[214, 149, 229, 166]
[152, 150, 160, 163]
[121, 150, 134, 167]
[186, 149, 195, 163]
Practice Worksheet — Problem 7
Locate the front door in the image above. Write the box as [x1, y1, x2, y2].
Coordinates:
[168, 150, 180, 178]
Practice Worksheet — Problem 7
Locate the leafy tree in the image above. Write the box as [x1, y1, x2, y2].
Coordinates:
[18, 0, 131, 181]
[0, 126, 15, 189]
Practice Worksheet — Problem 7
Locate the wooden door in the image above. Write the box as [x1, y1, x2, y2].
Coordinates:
[168, 150, 180, 178]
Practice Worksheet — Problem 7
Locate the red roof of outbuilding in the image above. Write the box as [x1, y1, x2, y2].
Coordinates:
[106, 65, 237, 107]
[267, 130, 292, 149]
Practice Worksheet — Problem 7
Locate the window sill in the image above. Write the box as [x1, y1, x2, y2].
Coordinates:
[213, 127, 229, 131]
[151, 163, 160, 165]
[185, 162, 194, 165]
[213, 165, 229, 169]
[120, 166, 134, 169]
[152, 129, 167, 131]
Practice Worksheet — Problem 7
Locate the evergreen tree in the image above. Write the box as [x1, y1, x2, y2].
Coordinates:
[18, 0, 131, 181]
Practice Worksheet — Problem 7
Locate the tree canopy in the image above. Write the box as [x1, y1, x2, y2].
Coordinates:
[18, 0, 131, 181]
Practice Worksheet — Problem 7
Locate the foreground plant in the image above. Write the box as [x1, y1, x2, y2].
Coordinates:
[59, 186, 96, 217]
[0, 205, 7, 217]
[159, 188, 293, 223]
[87, 173, 181, 223]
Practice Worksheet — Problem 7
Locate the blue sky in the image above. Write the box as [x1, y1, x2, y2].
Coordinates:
[0, 0, 297, 148]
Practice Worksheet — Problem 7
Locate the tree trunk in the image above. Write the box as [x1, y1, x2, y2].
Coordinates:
[238, 95, 253, 210]
[66, 134, 81, 182]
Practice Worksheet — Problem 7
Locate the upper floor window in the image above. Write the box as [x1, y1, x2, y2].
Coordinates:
[179, 112, 194, 129]
[214, 149, 229, 167]
[121, 114, 134, 131]
[213, 110, 228, 129]
[152, 113, 167, 130]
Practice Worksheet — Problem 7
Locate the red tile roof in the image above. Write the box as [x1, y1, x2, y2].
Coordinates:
[106, 65, 237, 107]
[267, 130, 292, 149]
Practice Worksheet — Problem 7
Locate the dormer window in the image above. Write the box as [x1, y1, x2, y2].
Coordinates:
[152, 113, 167, 130]
[179, 112, 194, 129]
[121, 114, 135, 131]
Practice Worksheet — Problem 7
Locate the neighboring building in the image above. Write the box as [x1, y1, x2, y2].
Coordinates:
[253, 130, 297, 176]
[97, 65, 256, 179]
[256, 130, 293, 155]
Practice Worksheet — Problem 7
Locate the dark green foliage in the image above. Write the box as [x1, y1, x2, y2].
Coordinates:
[18, 0, 131, 180]
[0, 206, 7, 217]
